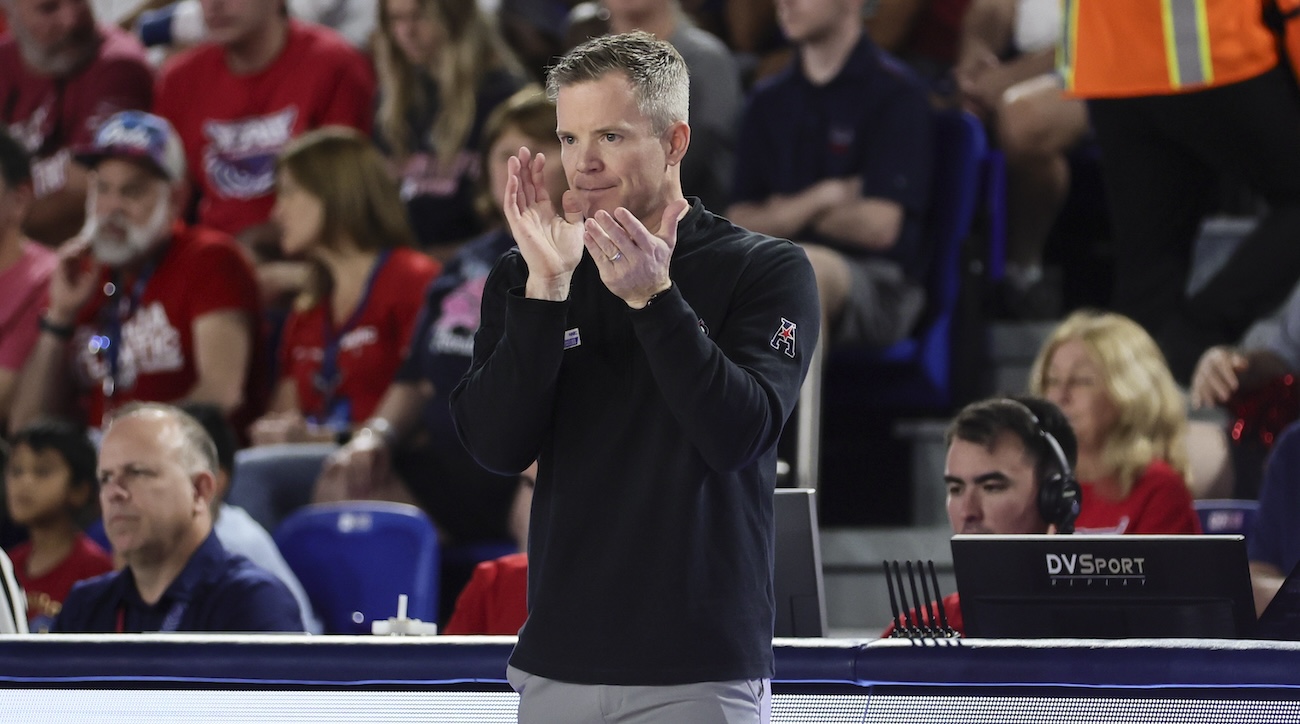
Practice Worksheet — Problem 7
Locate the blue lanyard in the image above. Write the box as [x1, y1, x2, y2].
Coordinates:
[312, 250, 391, 425]
[96, 262, 156, 400]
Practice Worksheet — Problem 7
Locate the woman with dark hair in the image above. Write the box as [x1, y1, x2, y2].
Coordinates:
[249, 127, 441, 446]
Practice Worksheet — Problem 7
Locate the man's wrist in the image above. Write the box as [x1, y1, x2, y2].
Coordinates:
[525, 273, 572, 302]
[627, 282, 672, 310]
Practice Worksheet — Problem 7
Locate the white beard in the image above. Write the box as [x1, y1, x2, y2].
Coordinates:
[84, 190, 173, 268]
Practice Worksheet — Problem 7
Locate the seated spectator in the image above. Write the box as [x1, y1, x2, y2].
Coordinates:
[373, 0, 526, 257]
[1029, 310, 1201, 535]
[1189, 282, 1300, 498]
[0, 129, 56, 433]
[727, 0, 933, 350]
[4, 418, 113, 632]
[0, 0, 153, 245]
[8, 110, 262, 435]
[152, 0, 374, 267]
[52, 403, 303, 633]
[130, 0, 378, 50]
[882, 395, 1079, 637]
[953, 0, 1088, 318]
[602, 0, 741, 210]
[248, 128, 440, 447]
[309, 87, 565, 545]
[1190, 282, 1300, 411]
[1247, 420, 1300, 615]
[442, 462, 534, 635]
[443, 551, 529, 635]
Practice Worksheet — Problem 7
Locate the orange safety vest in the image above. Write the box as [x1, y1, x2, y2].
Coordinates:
[1060, 0, 1279, 98]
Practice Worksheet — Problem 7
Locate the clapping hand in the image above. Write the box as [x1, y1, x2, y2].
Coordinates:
[502, 147, 585, 301]
[582, 199, 688, 309]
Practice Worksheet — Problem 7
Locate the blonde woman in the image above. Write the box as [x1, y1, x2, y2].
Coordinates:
[249, 127, 441, 446]
[1029, 310, 1201, 534]
[374, 0, 526, 255]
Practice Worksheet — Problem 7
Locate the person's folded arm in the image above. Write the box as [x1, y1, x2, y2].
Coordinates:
[811, 196, 904, 251]
[725, 179, 849, 241]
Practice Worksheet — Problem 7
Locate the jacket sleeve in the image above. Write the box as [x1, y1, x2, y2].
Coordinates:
[449, 251, 569, 475]
[631, 241, 821, 472]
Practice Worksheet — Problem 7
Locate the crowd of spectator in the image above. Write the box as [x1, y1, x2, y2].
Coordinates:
[0, 0, 1294, 638]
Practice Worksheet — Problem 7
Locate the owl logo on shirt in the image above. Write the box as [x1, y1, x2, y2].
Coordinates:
[202, 107, 298, 200]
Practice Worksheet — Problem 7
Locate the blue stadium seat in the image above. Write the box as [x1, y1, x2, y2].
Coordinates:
[273, 502, 440, 634]
[824, 109, 990, 412]
[1194, 499, 1261, 538]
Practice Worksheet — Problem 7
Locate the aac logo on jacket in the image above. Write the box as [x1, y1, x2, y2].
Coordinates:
[770, 318, 797, 358]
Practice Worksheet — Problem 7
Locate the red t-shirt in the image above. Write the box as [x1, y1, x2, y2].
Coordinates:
[9, 533, 114, 631]
[278, 248, 439, 425]
[0, 25, 152, 198]
[1074, 460, 1202, 535]
[0, 241, 57, 371]
[443, 552, 529, 635]
[69, 223, 262, 428]
[153, 20, 375, 236]
[880, 591, 964, 638]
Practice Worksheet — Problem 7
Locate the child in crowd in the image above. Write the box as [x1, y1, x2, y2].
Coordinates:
[4, 419, 113, 632]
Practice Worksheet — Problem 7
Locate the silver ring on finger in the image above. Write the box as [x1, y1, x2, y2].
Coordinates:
[609, 251, 622, 262]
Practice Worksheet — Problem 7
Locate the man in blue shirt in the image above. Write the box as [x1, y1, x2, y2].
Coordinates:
[53, 403, 302, 633]
[728, 0, 933, 349]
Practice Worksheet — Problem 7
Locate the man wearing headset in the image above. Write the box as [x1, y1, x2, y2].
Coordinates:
[884, 395, 1079, 637]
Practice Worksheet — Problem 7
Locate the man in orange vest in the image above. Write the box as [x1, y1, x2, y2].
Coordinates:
[1062, 0, 1300, 384]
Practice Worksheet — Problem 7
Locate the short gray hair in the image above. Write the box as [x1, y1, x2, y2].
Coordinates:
[108, 402, 220, 477]
[546, 31, 689, 134]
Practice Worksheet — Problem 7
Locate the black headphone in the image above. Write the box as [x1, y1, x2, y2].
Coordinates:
[1006, 399, 1080, 534]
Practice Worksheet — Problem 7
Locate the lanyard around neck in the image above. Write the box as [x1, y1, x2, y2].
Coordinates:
[312, 249, 391, 423]
[98, 261, 157, 400]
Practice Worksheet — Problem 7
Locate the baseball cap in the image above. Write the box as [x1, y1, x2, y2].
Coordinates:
[75, 111, 187, 183]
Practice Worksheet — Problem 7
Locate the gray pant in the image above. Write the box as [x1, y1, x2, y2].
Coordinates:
[507, 665, 771, 724]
